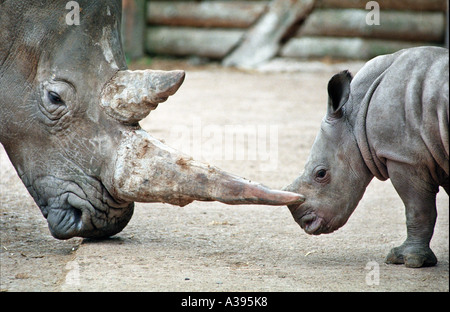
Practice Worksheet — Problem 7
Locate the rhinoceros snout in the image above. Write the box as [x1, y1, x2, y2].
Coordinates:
[31, 176, 134, 239]
[43, 197, 83, 239]
[288, 205, 328, 235]
[44, 199, 134, 240]
[298, 213, 325, 235]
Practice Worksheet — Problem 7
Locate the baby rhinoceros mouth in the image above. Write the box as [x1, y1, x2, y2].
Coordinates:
[298, 213, 326, 235]
[287, 202, 332, 235]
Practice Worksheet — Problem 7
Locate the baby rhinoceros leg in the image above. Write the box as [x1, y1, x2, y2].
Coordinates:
[384, 162, 438, 268]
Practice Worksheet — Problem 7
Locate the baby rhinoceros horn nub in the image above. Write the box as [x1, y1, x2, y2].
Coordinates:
[101, 69, 185, 124]
[107, 130, 305, 207]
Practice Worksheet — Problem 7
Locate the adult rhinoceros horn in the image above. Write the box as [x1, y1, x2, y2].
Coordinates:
[106, 129, 304, 207]
[101, 69, 304, 207]
[101, 69, 186, 124]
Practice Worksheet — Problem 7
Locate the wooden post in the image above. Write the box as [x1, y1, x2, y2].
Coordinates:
[280, 36, 438, 60]
[122, 0, 146, 61]
[297, 9, 445, 43]
[146, 1, 268, 28]
[446, 2, 449, 48]
[145, 27, 245, 59]
[316, 0, 447, 12]
[223, 0, 315, 68]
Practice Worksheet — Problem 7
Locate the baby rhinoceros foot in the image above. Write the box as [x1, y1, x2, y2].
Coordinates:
[385, 243, 437, 268]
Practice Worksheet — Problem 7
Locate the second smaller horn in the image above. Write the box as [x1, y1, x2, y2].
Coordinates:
[101, 69, 185, 124]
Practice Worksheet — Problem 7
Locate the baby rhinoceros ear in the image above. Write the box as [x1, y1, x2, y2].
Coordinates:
[327, 70, 353, 119]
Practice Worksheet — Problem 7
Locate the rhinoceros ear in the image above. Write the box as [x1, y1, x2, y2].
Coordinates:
[327, 70, 352, 119]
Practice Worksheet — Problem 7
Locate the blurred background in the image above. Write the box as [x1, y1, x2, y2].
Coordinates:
[121, 0, 448, 67]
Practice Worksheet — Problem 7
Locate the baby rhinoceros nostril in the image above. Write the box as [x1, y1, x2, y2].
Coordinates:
[299, 214, 316, 229]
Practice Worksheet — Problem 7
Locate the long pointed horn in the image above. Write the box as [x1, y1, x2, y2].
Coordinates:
[101, 69, 185, 124]
[106, 130, 305, 207]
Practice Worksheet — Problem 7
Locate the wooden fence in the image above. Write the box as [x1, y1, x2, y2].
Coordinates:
[122, 0, 448, 66]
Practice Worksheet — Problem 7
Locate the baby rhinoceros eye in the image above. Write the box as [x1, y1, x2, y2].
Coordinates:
[48, 91, 64, 105]
[314, 168, 330, 184]
[316, 169, 327, 179]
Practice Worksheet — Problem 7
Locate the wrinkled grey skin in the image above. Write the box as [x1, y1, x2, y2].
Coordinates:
[285, 47, 449, 268]
[0, 1, 304, 240]
[0, 1, 137, 239]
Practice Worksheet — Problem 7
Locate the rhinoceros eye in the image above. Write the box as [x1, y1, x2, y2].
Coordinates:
[314, 168, 330, 184]
[48, 91, 64, 105]
[316, 169, 326, 178]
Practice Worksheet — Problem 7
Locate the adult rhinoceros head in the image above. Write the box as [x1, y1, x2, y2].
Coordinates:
[0, 1, 303, 239]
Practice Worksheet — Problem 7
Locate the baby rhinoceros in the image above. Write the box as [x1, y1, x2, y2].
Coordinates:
[284, 47, 449, 268]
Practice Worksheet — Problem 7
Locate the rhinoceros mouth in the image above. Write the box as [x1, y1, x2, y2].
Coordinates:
[298, 213, 326, 235]
[288, 203, 332, 235]
[30, 176, 134, 239]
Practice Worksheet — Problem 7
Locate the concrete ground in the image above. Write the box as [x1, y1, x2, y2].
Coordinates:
[1, 59, 448, 292]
